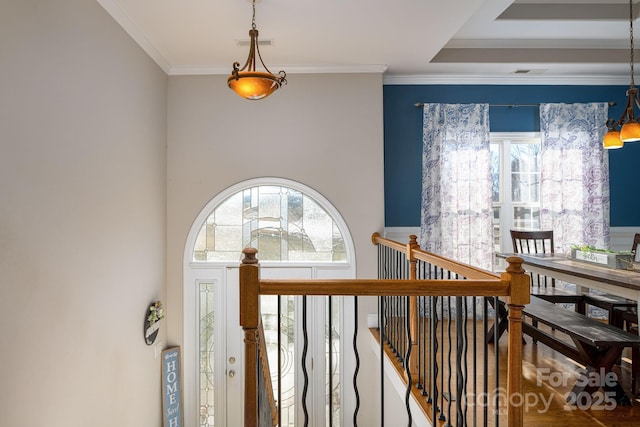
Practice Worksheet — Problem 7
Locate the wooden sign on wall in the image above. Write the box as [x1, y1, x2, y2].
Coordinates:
[162, 346, 183, 427]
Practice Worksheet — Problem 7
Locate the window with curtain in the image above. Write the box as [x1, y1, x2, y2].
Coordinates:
[420, 103, 493, 270]
[539, 102, 610, 250]
[422, 102, 610, 270]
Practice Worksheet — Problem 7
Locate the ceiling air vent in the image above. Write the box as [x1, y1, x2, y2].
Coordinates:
[513, 69, 547, 74]
[236, 39, 273, 47]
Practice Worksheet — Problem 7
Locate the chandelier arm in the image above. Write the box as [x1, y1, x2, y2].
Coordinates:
[621, 90, 636, 123]
[233, 30, 259, 75]
[254, 38, 276, 76]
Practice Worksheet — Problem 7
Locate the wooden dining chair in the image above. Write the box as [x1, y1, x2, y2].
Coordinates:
[610, 233, 640, 396]
[510, 230, 584, 306]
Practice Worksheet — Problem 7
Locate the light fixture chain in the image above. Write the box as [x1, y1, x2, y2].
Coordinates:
[251, 0, 257, 30]
[631, 0, 635, 87]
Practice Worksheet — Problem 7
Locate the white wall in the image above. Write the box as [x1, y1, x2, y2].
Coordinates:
[0, 1, 167, 426]
[166, 73, 385, 425]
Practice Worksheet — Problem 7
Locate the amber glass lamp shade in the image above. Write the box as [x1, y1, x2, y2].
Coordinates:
[603, 129, 624, 149]
[228, 71, 282, 100]
[620, 120, 640, 142]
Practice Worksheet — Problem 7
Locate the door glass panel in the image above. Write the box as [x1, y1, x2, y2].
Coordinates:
[261, 295, 297, 427]
[327, 297, 341, 426]
[200, 282, 216, 427]
[490, 143, 500, 204]
[513, 206, 541, 230]
[510, 143, 540, 204]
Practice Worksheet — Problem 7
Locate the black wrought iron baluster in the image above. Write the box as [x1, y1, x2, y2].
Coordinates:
[445, 294, 452, 427]
[404, 295, 413, 427]
[431, 295, 439, 423]
[494, 296, 500, 427]
[379, 295, 385, 427]
[461, 293, 469, 427]
[456, 296, 464, 427]
[378, 245, 388, 427]
[417, 294, 423, 392]
[464, 295, 469, 426]
[353, 296, 360, 427]
[426, 263, 434, 405]
[472, 296, 477, 427]
[277, 295, 282, 427]
[439, 269, 446, 422]
[328, 295, 333, 427]
[378, 244, 386, 427]
[301, 296, 309, 427]
[400, 295, 405, 364]
[483, 297, 489, 426]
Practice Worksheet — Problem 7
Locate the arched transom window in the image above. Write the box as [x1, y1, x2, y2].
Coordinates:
[192, 184, 347, 262]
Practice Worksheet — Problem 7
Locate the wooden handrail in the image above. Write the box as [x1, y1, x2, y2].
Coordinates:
[372, 232, 498, 280]
[255, 279, 509, 296]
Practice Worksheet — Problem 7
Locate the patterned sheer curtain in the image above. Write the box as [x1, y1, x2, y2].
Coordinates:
[420, 103, 493, 270]
[539, 102, 610, 250]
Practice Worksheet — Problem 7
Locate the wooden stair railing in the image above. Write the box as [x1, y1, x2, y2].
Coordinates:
[239, 237, 530, 427]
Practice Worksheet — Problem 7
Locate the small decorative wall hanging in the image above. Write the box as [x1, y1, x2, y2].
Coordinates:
[144, 300, 165, 345]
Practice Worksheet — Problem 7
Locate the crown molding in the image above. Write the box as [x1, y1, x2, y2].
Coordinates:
[96, 0, 171, 74]
[169, 64, 389, 76]
[383, 74, 631, 85]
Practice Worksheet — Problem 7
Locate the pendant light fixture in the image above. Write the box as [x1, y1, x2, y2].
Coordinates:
[604, 0, 640, 149]
[227, 0, 286, 100]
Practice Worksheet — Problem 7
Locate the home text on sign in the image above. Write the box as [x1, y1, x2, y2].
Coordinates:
[162, 347, 183, 427]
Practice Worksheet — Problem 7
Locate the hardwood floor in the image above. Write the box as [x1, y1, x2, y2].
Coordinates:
[506, 325, 640, 427]
[375, 320, 640, 426]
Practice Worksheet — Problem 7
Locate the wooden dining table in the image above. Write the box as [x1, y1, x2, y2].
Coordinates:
[498, 252, 640, 325]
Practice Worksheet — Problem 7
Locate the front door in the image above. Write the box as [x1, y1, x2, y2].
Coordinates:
[183, 178, 356, 427]
[192, 264, 342, 427]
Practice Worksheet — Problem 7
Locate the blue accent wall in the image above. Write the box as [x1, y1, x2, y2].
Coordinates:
[383, 84, 640, 227]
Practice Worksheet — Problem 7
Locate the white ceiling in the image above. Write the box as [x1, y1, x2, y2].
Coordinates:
[96, 0, 639, 84]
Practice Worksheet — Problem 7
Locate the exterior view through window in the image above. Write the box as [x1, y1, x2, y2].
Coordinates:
[490, 133, 542, 254]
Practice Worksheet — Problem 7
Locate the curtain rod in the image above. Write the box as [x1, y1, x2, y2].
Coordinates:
[413, 101, 616, 108]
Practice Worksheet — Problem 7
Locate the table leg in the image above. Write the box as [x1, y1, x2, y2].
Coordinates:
[485, 297, 509, 344]
[569, 342, 632, 406]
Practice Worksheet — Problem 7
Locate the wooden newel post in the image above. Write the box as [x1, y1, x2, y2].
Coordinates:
[240, 248, 260, 427]
[407, 235, 420, 379]
[502, 256, 530, 427]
